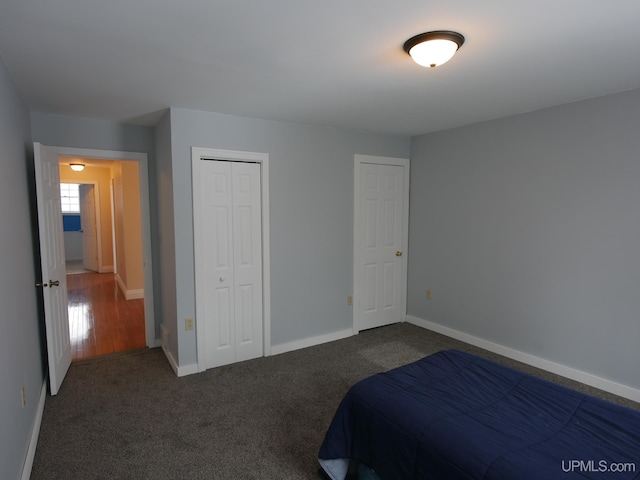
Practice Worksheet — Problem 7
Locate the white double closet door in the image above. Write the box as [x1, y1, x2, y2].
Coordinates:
[194, 159, 263, 369]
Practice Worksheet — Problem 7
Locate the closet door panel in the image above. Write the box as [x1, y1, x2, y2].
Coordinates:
[232, 162, 263, 362]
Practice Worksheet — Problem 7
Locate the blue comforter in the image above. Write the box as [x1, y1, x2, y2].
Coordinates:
[318, 350, 640, 479]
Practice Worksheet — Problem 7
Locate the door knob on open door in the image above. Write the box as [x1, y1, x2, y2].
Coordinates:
[395, 251, 403, 257]
[49, 280, 60, 287]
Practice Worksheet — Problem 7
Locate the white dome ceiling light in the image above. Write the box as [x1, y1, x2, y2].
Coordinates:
[403, 31, 465, 68]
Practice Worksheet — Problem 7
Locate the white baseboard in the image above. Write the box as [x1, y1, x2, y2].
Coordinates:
[161, 343, 198, 378]
[116, 274, 126, 297]
[21, 380, 47, 480]
[168, 329, 354, 378]
[176, 363, 199, 377]
[270, 328, 353, 356]
[406, 315, 640, 403]
[124, 288, 144, 300]
[116, 274, 144, 300]
[161, 344, 179, 376]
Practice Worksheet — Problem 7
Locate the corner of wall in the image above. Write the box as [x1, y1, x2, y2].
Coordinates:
[406, 315, 640, 403]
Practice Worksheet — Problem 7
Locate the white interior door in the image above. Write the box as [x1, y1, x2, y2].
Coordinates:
[194, 159, 263, 369]
[34, 143, 72, 395]
[79, 184, 99, 272]
[354, 156, 409, 331]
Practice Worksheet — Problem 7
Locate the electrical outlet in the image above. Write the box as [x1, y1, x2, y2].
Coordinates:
[185, 317, 194, 331]
[426, 289, 432, 300]
[21, 386, 26, 408]
[347, 295, 353, 306]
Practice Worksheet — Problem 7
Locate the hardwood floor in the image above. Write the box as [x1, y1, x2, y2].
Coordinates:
[67, 272, 146, 360]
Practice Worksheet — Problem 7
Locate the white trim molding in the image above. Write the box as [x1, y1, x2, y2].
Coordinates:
[271, 329, 353, 356]
[116, 274, 144, 300]
[406, 315, 640, 403]
[21, 380, 47, 480]
[125, 289, 144, 300]
[161, 343, 198, 377]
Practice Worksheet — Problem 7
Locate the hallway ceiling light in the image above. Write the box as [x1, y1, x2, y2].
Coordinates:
[403, 30, 465, 68]
[70, 163, 85, 172]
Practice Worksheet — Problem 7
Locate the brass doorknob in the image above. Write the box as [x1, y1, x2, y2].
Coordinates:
[35, 282, 48, 288]
[395, 251, 403, 257]
[49, 280, 60, 287]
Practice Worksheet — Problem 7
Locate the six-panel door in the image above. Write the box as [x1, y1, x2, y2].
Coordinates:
[195, 160, 263, 369]
[358, 162, 404, 330]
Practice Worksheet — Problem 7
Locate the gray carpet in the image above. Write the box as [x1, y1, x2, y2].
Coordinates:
[31, 323, 639, 479]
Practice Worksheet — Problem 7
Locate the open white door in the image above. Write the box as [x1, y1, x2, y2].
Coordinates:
[34, 142, 71, 395]
[79, 184, 99, 272]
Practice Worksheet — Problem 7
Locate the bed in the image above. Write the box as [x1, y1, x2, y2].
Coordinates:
[318, 350, 640, 480]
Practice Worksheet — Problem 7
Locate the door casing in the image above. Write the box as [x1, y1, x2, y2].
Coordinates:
[36, 144, 156, 349]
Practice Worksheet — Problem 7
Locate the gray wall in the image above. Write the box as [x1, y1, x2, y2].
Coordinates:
[30, 113, 155, 154]
[154, 111, 178, 356]
[30, 112, 162, 340]
[0, 56, 43, 479]
[408, 88, 640, 390]
[164, 108, 411, 366]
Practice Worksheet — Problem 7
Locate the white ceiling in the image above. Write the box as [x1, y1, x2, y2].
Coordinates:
[1, 0, 639, 137]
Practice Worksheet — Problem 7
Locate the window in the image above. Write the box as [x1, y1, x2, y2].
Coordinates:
[60, 183, 80, 213]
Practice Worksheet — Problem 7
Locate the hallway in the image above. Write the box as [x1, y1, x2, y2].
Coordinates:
[67, 272, 146, 360]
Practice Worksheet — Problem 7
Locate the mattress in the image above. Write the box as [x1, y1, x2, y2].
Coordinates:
[318, 350, 640, 479]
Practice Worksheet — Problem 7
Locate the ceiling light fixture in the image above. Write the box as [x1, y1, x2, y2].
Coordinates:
[403, 30, 465, 68]
[70, 163, 85, 172]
